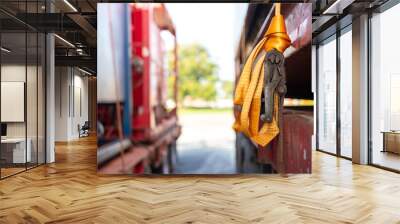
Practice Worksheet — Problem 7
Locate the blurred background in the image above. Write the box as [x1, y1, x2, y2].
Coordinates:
[97, 3, 312, 174]
[162, 4, 246, 174]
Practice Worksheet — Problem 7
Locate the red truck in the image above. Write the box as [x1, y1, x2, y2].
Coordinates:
[97, 3, 180, 174]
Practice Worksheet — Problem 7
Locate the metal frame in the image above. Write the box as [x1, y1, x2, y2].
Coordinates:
[25, 3, 28, 171]
[316, 0, 400, 172]
[122, 4, 132, 137]
[44, 0, 47, 165]
[315, 44, 319, 152]
[315, 32, 339, 157]
[338, 24, 353, 161]
[0, 0, 47, 180]
[336, 28, 341, 157]
[36, 2, 39, 171]
[367, 11, 373, 165]
[367, 0, 400, 172]
[315, 23, 353, 161]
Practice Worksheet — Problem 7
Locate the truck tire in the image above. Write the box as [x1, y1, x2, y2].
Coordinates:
[235, 133, 262, 173]
[151, 141, 178, 174]
[167, 140, 178, 173]
[151, 163, 163, 174]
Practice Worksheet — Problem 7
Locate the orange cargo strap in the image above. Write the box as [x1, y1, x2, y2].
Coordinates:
[233, 3, 291, 147]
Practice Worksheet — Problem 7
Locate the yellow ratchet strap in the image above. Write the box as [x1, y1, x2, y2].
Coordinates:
[233, 3, 291, 147]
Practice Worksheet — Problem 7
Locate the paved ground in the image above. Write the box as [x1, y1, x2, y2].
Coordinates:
[174, 110, 237, 174]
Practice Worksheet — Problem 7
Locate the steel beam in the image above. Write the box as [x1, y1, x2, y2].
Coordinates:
[55, 55, 96, 72]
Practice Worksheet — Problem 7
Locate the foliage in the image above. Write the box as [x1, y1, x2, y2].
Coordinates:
[168, 43, 218, 104]
[221, 80, 233, 99]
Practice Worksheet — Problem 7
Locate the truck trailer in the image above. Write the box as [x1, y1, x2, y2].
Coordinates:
[97, 3, 180, 174]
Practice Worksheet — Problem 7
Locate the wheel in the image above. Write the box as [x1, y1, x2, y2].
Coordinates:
[151, 141, 178, 174]
[167, 140, 178, 173]
[151, 163, 163, 174]
[235, 133, 262, 173]
[235, 133, 244, 173]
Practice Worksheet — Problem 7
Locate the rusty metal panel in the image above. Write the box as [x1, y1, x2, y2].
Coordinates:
[282, 111, 313, 173]
[258, 109, 313, 173]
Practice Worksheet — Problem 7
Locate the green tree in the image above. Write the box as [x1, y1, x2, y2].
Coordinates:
[221, 80, 233, 99]
[168, 43, 218, 104]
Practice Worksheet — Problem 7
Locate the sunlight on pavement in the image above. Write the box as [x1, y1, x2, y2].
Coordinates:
[175, 109, 236, 174]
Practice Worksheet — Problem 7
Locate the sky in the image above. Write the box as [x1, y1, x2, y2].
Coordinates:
[164, 3, 248, 81]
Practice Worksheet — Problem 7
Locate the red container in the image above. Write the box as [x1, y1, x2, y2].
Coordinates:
[98, 4, 179, 174]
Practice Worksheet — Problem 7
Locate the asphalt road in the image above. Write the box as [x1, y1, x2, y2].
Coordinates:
[174, 110, 237, 174]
